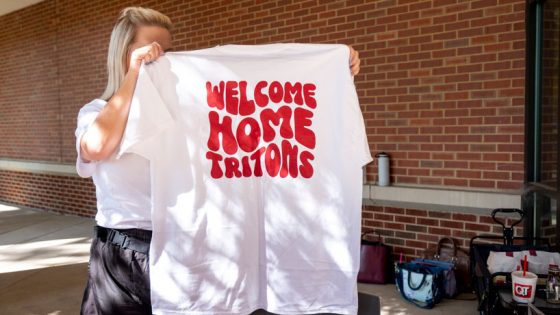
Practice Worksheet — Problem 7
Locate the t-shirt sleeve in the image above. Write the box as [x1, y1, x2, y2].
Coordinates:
[116, 64, 175, 161]
[74, 100, 105, 178]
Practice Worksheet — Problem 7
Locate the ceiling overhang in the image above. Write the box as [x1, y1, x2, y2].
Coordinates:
[0, 0, 45, 17]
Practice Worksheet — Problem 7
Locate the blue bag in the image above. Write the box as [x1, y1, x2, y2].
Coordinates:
[412, 258, 458, 298]
[395, 261, 446, 309]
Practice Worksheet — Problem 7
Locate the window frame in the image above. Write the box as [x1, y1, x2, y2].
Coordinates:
[523, 0, 560, 247]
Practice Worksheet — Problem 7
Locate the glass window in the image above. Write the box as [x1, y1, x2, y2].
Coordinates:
[525, 0, 559, 248]
[540, 0, 559, 188]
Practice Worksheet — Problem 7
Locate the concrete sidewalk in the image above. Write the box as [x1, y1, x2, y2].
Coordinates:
[0, 202, 477, 315]
[0, 203, 92, 315]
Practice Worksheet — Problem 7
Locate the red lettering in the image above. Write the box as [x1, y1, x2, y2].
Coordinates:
[265, 143, 281, 176]
[280, 140, 299, 178]
[241, 156, 252, 177]
[283, 82, 303, 105]
[225, 81, 239, 115]
[303, 83, 317, 109]
[207, 81, 316, 110]
[236, 117, 261, 153]
[299, 150, 314, 178]
[206, 151, 223, 178]
[207, 111, 238, 154]
[224, 157, 242, 178]
[254, 81, 269, 107]
[514, 283, 533, 298]
[260, 106, 293, 142]
[269, 81, 283, 103]
[206, 80, 317, 179]
[238, 81, 255, 116]
[206, 81, 224, 110]
[294, 107, 315, 149]
[250, 147, 266, 177]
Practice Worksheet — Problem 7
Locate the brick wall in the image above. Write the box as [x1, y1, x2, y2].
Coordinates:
[0, 1, 60, 161]
[364, 0, 526, 190]
[0, 170, 96, 217]
[363, 205, 524, 260]
[0, 0, 528, 254]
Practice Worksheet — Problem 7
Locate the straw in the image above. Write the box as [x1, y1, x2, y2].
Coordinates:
[523, 255, 527, 276]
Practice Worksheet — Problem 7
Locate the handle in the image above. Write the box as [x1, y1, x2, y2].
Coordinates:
[491, 208, 525, 246]
[436, 237, 458, 256]
[491, 208, 525, 228]
[407, 267, 428, 291]
[361, 230, 382, 243]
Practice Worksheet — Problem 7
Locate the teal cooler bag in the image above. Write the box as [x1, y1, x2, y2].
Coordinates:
[395, 262, 445, 309]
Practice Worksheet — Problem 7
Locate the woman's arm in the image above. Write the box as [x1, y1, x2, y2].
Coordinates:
[80, 42, 163, 162]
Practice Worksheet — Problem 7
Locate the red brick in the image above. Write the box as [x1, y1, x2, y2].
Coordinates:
[429, 211, 451, 219]
[452, 230, 478, 240]
[419, 177, 443, 185]
[417, 233, 440, 243]
[406, 240, 428, 249]
[417, 217, 439, 226]
[453, 213, 477, 222]
[406, 209, 428, 217]
[385, 222, 406, 230]
[457, 170, 482, 179]
[440, 220, 464, 229]
[395, 231, 416, 239]
[395, 215, 416, 223]
[374, 213, 394, 221]
[465, 223, 490, 232]
[444, 178, 469, 186]
[469, 179, 496, 188]
[429, 227, 452, 236]
[362, 219, 383, 228]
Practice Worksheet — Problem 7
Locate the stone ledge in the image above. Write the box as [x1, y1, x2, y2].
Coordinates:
[0, 159, 78, 176]
[363, 184, 521, 216]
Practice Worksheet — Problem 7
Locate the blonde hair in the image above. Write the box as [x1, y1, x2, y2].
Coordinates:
[100, 7, 172, 100]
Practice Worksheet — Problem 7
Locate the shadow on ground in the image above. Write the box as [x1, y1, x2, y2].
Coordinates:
[0, 263, 88, 315]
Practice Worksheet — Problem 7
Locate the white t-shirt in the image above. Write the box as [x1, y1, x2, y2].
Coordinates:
[75, 99, 152, 230]
[118, 44, 372, 315]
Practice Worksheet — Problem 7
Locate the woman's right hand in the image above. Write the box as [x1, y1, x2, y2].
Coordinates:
[128, 42, 164, 73]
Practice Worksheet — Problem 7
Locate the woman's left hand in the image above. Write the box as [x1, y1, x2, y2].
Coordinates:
[348, 45, 360, 76]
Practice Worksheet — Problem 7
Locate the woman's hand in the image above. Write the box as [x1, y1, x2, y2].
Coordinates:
[128, 42, 164, 73]
[348, 45, 360, 76]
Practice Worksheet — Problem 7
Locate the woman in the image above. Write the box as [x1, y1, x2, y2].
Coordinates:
[76, 6, 361, 315]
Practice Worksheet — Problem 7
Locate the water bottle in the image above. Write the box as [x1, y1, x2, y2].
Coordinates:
[375, 152, 390, 186]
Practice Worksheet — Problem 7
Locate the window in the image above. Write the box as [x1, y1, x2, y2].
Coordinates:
[524, 0, 559, 249]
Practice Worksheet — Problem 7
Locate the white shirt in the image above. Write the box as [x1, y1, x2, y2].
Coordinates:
[75, 99, 152, 230]
[119, 44, 372, 315]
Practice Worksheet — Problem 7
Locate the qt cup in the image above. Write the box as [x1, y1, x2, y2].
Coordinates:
[511, 270, 538, 303]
